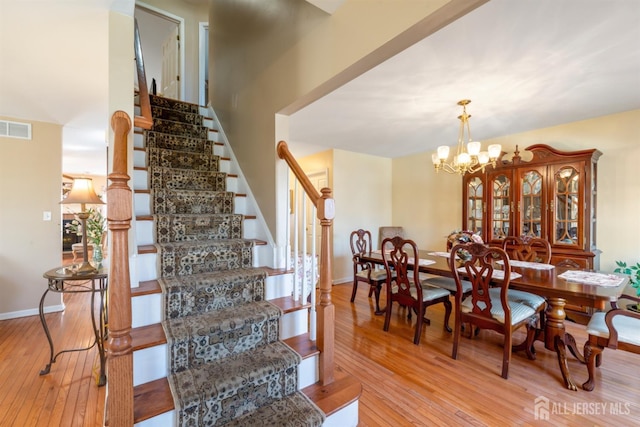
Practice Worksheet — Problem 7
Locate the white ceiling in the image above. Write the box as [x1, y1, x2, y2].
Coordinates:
[0, 0, 638, 176]
[289, 0, 640, 158]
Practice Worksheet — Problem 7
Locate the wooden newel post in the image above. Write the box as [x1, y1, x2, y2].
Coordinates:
[317, 187, 335, 385]
[277, 140, 336, 385]
[105, 110, 134, 426]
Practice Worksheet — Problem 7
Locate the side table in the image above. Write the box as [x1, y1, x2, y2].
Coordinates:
[39, 265, 108, 386]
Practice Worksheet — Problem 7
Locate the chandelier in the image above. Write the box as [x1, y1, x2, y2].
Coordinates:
[431, 99, 501, 175]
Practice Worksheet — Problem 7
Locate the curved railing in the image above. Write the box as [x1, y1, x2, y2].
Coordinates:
[277, 140, 335, 385]
[134, 18, 152, 130]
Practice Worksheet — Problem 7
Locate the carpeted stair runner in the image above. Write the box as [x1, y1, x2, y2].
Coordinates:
[145, 94, 325, 426]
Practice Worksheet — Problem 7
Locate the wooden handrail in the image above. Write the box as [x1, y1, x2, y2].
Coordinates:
[277, 140, 335, 385]
[106, 110, 134, 425]
[134, 18, 152, 130]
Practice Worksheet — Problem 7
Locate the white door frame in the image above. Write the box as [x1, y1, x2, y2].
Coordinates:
[135, 1, 185, 101]
[199, 22, 209, 107]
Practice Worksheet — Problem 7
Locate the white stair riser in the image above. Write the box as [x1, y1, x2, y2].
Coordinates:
[135, 193, 151, 216]
[225, 176, 237, 193]
[219, 159, 230, 174]
[134, 150, 146, 168]
[298, 354, 318, 389]
[324, 402, 359, 427]
[134, 132, 144, 148]
[136, 252, 158, 282]
[213, 144, 225, 157]
[136, 220, 154, 246]
[234, 196, 246, 215]
[132, 292, 162, 328]
[280, 309, 308, 340]
[134, 410, 175, 427]
[265, 274, 294, 300]
[133, 344, 167, 386]
[133, 170, 148, 191]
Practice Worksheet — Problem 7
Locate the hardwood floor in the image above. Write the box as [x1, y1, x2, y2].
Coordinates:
[1, 277, 638, 426]
[336, 282, 640, 426]
[0, 290, 105, 426]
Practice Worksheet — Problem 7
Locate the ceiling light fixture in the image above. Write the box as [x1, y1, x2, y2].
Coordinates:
[431, 99, 501, 175]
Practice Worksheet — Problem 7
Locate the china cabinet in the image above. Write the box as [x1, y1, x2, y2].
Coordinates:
[462, 144, 602, 269]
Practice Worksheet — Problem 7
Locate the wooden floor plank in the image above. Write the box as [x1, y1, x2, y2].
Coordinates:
[1, 277, 639, 426]
[333, 282, 640, 426]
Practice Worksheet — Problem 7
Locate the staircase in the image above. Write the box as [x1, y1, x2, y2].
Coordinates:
[128, 95, 333, 426]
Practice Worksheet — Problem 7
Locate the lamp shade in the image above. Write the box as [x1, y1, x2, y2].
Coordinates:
[61, 178, 104, 206]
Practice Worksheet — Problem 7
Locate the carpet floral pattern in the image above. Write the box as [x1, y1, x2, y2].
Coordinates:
[146, 95, 324, 426]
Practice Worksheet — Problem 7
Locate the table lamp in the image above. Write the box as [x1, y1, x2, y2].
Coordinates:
[60, 177, 105, 274]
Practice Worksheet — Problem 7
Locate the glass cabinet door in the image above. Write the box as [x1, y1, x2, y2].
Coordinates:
[465, 176, 484, 235]
[489, 173, 511, 241]
[553, 165, 581, 247]
[518, 167, 545, 238]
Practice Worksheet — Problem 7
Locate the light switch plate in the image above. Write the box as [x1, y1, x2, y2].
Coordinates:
[43, 211, 52, 221]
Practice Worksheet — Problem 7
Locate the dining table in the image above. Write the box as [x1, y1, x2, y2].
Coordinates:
[359, 249, 629, 391]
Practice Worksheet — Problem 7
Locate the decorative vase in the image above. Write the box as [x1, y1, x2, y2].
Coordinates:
[93, 245, 103, 266]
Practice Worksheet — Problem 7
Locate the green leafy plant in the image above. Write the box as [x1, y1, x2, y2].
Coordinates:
[65, 208, 106, 246]
[614, 261, 640, 310]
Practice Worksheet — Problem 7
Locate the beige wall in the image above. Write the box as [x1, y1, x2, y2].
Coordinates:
[0, 117, 63, 318]
[333, 149, 392, 283]
[392, 110, 640, 273]
[392, 151, 461, 251]
[298, 149, 392, 283]
[208, 0, 484, 238]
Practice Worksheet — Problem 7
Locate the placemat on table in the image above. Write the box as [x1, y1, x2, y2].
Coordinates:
[558, 270, 626, 287]
[497, 260, 555, 270]
[456, 267, 522, 280]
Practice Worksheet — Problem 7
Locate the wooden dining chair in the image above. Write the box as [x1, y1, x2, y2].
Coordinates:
[350, 229, 388, 314]
[502, 235, 551, 264]
[450, 242, 539, 379]
[500, 236, 550, 333]
[582, 294, 640, 391]
[381, 236, 452, 345]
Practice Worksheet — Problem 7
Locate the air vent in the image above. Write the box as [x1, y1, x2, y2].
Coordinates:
[0, 120, 32, 140]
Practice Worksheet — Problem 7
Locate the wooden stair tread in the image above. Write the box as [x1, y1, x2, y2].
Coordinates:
[131, 323, 166, 350]
[270, 295, 311, 314]
[137, 215, 154, 221]
[132, 279, 161, 297]
[260, 266, 291, 276]
[284, 332, 318, 359]
[133, 378, 174, 424]
[138, 245, 157, 254]
[132, 367, 359, 423]
[302, 367, 362, 417]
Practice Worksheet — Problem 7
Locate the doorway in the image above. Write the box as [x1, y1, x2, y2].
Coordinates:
[134, 3, 185, 100]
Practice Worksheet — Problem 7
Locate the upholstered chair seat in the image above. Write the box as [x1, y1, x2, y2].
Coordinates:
[489, 288, 546, 311]
[586, 312, 640, 346]
[461, 296, 537, 325]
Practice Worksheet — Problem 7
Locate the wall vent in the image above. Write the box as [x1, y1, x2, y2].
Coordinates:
[0, 120, 32, 140]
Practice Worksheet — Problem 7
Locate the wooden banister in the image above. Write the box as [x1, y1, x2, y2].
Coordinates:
[277, 140, 335, 385]
[134, 19, 152, 130]
[106, 110, 134, 426]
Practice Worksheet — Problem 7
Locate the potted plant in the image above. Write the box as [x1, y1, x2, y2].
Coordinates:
[614, 261, 640, 312]
[65, 208, 106, 264]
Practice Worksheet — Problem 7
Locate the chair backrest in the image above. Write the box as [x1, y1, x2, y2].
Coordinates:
[502, 236, 551, 264]
[450, 242, 512, 322]
[378, 226, 404, 251]
[381, 236, 422, 304]
[350, 229, 373, 257]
